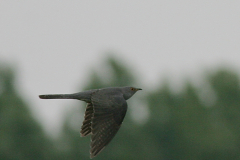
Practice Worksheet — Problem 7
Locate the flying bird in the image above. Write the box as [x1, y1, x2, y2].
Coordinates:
[39, 86, 142, 158]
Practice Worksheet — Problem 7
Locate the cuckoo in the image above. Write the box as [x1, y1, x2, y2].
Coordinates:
[39, 86, 142, 158]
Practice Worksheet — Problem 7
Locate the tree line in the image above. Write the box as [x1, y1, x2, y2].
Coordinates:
[1, 57, 240, 160]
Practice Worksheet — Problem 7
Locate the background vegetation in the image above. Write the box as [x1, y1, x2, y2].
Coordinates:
[1, 56, 240, 160]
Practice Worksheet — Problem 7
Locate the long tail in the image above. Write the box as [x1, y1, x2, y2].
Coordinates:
[39, 93, 80, 100]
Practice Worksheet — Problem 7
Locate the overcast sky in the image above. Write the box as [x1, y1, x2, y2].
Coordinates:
[1, 1, 240, 136]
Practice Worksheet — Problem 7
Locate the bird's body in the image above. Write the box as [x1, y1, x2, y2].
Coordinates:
[39, 86, 142, 158]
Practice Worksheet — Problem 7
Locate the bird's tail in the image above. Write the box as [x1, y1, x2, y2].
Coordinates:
[39, 93, 80, 100]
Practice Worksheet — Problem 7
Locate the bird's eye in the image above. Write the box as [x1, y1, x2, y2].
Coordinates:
[131, 88, 135, 91]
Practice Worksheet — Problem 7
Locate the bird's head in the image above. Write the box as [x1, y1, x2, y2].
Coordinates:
[120, 86, 142, 100]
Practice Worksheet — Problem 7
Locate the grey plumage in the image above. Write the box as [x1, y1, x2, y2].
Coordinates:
[39, 86, 142, 158]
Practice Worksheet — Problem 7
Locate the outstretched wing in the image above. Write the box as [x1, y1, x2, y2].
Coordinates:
[80, 103, 94, 137]
[90, 91, 128, 158]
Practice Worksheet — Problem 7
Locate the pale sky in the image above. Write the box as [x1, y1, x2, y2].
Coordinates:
[1, 1, 240, 136]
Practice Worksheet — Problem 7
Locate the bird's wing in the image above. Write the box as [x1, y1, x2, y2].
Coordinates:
[90, 92, 128, 158]
[80, 103, 94, 137]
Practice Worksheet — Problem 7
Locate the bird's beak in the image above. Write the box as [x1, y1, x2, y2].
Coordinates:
[137, 88, 142, 91]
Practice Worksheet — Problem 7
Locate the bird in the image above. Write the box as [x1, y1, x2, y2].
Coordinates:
[39, 86, 142, 158]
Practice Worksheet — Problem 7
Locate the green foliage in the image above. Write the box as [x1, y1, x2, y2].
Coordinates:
[2, 57, 240, 160]
[144, 70, 240, 160]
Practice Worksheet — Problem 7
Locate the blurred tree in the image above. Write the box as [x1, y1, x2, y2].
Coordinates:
[0, 65, 58, 160]
[205, 69, 240, 160]
[3, 55, 240, 160]
[145, 70, 240, 160]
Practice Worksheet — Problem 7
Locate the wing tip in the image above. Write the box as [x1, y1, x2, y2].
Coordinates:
[90, 154, 95, 159]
